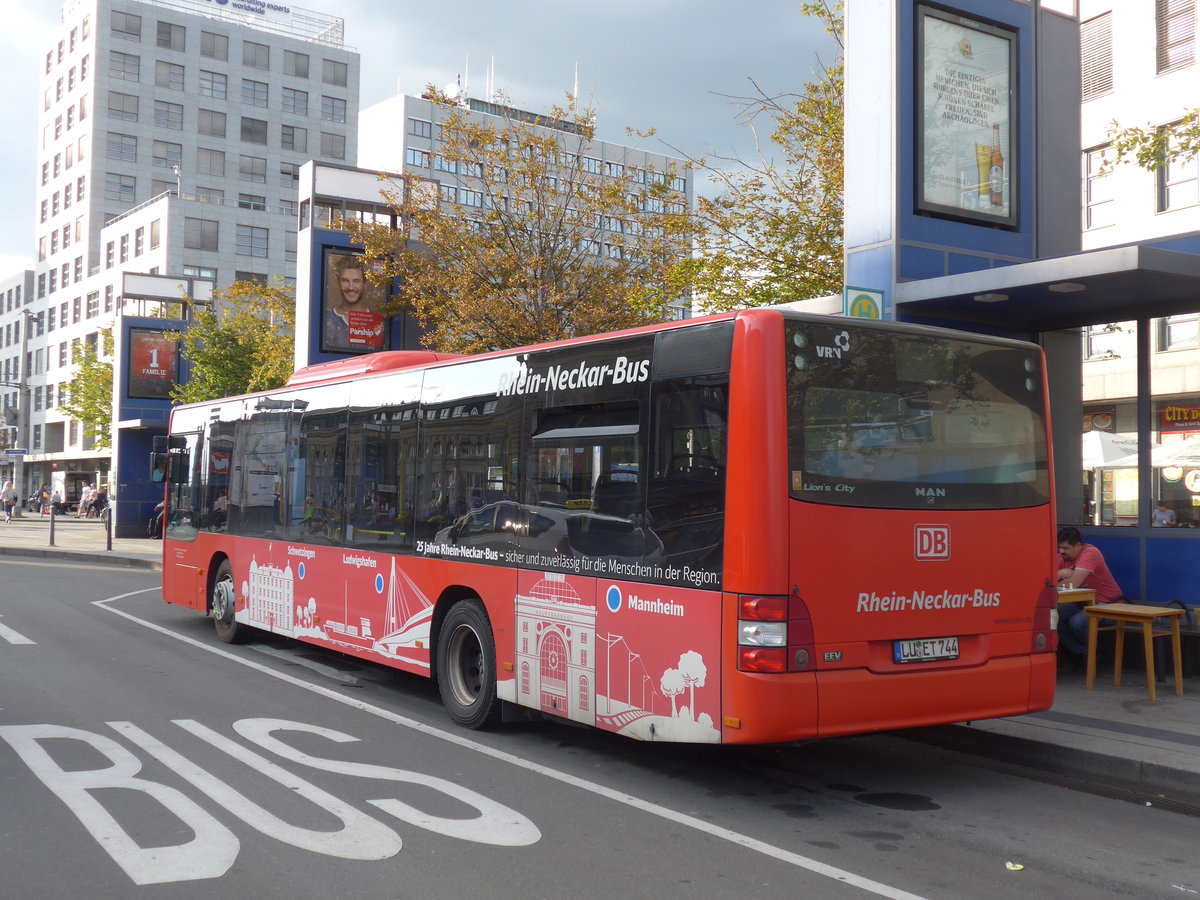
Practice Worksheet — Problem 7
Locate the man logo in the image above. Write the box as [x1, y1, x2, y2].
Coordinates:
[915, 525, 950, 560]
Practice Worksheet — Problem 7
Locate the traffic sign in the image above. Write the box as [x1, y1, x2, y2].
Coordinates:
[843, 286, 885, 320]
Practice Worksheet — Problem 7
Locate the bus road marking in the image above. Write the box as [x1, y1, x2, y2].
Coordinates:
[95, 589, 928, 900]
[0, 617, 35, 645]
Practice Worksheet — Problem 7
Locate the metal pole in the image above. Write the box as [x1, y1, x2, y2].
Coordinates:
[48, 501, 56, 546]
[106, 500, 113, 551]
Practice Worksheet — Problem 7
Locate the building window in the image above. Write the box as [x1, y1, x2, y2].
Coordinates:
[408, 118, 432, 138]
[103, 173, 135, 204]
[322, 58, 348, 86]
[242, 79, 268, 107]
[282, 87, 308, 115]
[154, 100, 184, 130]
[239, 155, 267, 183]
[236, 225, 268, 257]
[1158, 128, 1200, 211]
[284, 50, 309, 78]
[200, 31, 228, 60]
[243, 41, 270, 70]
[281, 125, 307, 152]
[460, 189, 484, 208]
[1157, 0, 1196, 73]
[134, 227, 144, 256]
[1081, 13, 1113, 101]
[321, 96, 348, 126]
[119, 235, 129, 263]
[111, 11, 141, 41]
[156, 21, 185, 51]
[280, 161, 300, 188]
[198, 108, 226, 138]
[152, 140, 182, 169]
[237, 193, 266, 211]
[155, 61, 185, 91]
[196, 148, 226, 178]
[240, 116, 268, 144]
[199, 70, 227, 99]
[106, 133, 137, 162]
[320, 132, 346, 159]
[183, 265, 217, 281]
[150, 219, 160, 249]
[196, 186, 224, 205]
[405, 147, 431, 167]
[109, 50, 139, 81]
[1160, 313, 1200, 350]
[184, 217, 219, 251]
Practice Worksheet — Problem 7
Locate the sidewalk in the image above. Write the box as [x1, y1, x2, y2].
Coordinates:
[0, 510, 163, 570]
[2, 517, 1199, 804]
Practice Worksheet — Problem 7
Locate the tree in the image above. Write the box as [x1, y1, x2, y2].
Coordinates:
[1107, 109, 1200, 173]
[676, 650, 708, 722]
[342, 92, 695, 354]
[169, 279, 296, 404]
[660, 667, 685, 718]
[685, 1, 844, 311]
[60, 328, 115, 450]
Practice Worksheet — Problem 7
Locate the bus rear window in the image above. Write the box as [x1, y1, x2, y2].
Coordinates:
[785, 320, 1050, 510]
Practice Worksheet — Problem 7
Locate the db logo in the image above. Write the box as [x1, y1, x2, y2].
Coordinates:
[915, 525, 950, 560]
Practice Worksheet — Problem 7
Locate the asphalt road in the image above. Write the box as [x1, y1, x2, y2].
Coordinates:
[1, 556, 1196, 899]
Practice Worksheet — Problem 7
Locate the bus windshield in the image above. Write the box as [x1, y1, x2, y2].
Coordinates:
[785, 318, 1049, 510]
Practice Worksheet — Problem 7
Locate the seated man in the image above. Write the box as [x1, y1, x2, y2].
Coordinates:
[1056, 526, 1127, 661]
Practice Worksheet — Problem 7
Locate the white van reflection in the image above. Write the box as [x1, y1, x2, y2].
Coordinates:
[432, 500, 663, 562]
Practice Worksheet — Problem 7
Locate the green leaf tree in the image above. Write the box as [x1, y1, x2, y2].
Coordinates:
[1107, 109, 1200, 172]
[169, 278, 296, 404]
[60, 328, 115, 450]
[686, 1, 844, 312]
[342, 92, 695, 354]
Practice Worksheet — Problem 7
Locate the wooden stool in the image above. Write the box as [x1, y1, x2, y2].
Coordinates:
[1084, 604, 1185, 701]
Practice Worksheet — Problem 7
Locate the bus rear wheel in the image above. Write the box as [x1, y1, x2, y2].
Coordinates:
[437, 598, 502, 730]
[211, 560, 246, 644]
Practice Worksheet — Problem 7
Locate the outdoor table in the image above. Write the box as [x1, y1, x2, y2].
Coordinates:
[1056, 587, 1096, 605]
[1084, 603, 1185, 701]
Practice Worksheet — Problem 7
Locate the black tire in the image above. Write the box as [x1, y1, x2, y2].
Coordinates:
[436, 598, 502, 729]
[210, 559, 246, 644]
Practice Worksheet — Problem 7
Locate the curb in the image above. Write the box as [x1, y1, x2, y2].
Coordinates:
[903, 723, 1200, 806]
[0, 545, 162, 571]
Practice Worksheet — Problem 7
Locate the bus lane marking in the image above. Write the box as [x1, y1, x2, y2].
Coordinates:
[0, 617, 36, 645]
[95, 589, 928, 900]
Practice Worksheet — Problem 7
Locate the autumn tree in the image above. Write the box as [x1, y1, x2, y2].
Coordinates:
[685, 1, 844, 311]
[169, 278, 296, 404]
[342, 93, 694, 354]
[60, 328, 115, 450]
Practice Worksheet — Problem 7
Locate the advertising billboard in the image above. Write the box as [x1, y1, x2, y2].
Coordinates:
[127, 328, 179, 399]
[916, 5, 1017, 227]
[321, 248, 388, 355]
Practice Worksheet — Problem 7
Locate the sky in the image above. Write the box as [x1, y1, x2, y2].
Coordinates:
[0, 0, 834, 277]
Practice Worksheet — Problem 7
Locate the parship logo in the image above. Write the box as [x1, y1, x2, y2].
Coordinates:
[605, 585, 622, 613]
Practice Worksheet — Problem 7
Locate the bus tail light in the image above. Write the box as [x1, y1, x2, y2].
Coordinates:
[1032, 584, 1058, 652]
[737, 594, 815, 673]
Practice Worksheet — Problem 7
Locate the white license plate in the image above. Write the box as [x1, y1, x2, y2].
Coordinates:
[894, 636, 959, 663]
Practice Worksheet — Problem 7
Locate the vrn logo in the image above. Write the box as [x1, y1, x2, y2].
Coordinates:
[915, 525, 950, 560]
[816, 331, 851, 359]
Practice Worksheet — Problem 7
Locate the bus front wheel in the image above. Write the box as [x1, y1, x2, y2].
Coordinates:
[211, 560, 245, 644]
[436, 598, 502, 730]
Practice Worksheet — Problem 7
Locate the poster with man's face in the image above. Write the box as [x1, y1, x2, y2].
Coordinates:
[321, 249, 388, 354]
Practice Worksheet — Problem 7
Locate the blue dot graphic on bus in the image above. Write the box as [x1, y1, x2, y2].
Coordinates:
[606, 585, 622, 613]
[297, 563, 305, 580]
[375, 573, 385, 593]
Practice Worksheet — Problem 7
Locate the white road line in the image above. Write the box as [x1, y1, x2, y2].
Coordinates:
[0, 618, 36, 645]
[95, 589, 927, 900]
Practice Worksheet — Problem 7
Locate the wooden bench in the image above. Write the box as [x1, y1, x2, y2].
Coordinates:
[1084, 604, 1186, 701]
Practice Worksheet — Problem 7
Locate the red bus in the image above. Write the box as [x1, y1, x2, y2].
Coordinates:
[157, 309, 1058, 743]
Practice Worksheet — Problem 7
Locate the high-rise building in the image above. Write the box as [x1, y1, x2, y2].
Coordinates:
[13, 0, 359, 505]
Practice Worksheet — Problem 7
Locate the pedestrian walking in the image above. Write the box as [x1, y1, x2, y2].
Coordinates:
[1, 479, 16, 523]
